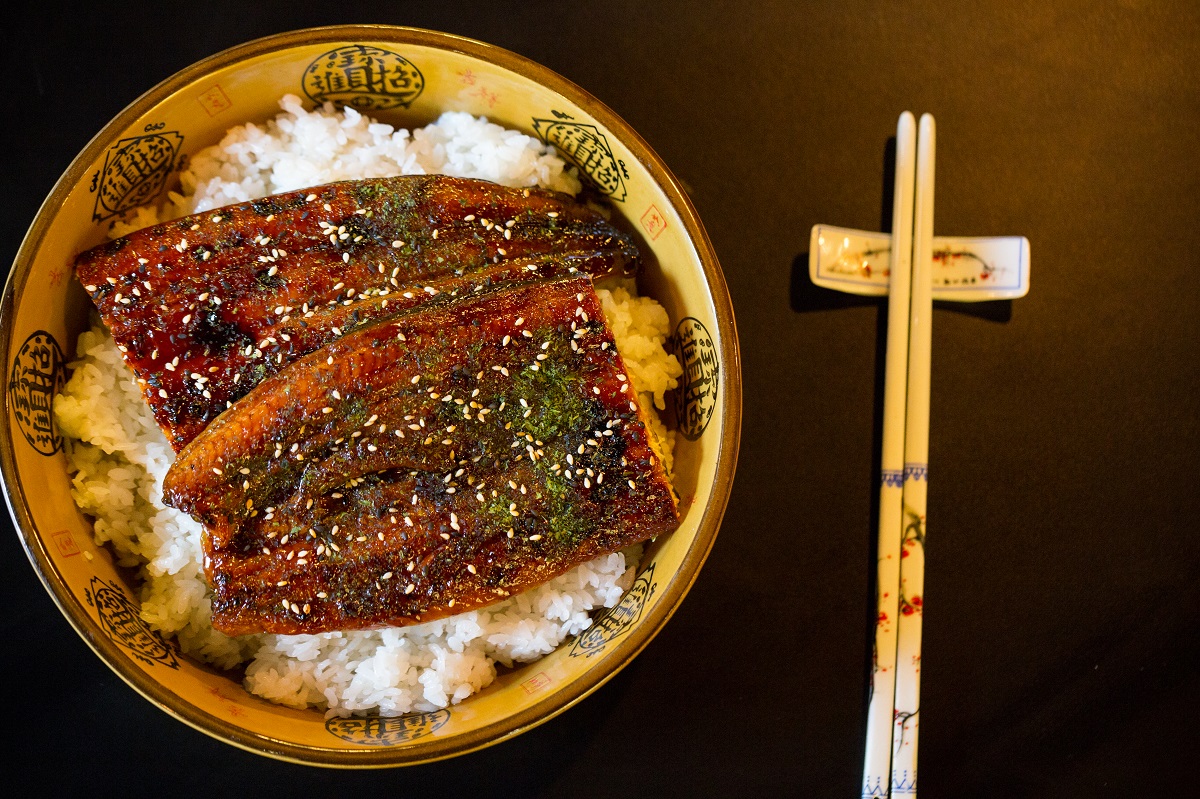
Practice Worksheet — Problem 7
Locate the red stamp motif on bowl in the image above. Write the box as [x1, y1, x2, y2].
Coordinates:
[640, 204, 667, 240]
[206, 686, 246, 717]
[51, 530, 81, 558]
[198, 85, 233, 117]
[472, 87, 499, 108]
[521, 672, 552, 694]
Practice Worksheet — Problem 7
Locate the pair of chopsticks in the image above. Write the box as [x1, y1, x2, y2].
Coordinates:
[861, 111, 935, 799]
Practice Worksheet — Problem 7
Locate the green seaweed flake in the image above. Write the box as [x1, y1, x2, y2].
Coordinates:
[539, 467, 588, 546]
[507, 357, 594, 443]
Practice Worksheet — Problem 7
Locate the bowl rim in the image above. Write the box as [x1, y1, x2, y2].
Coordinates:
[0, 23, 742, 767]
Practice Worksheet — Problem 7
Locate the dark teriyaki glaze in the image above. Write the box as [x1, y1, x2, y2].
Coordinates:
[75, 175, 640, 450]
[163, 276, 678, 636]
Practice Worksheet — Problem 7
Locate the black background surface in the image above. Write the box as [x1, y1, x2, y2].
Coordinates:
[2, 2, 1197, 797]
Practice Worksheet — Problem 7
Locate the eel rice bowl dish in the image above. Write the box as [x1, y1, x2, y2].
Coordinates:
[54, 95, 683, 717]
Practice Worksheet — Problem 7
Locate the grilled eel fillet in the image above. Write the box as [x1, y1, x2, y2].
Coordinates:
[75, 175, 640, 451]
[163, 276, 679, 636]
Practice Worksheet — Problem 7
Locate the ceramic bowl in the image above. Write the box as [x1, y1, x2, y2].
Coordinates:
[0, 24, 740, 766]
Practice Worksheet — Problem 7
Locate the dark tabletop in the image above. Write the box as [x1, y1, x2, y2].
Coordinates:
[2, 2, 1197, 796]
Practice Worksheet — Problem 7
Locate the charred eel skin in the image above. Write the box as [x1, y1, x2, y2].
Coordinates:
[163, 275, 678, 636]
[75, 175, 640, 451]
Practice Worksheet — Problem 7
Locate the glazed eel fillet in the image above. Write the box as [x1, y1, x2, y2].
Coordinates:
[75, 175, 639, 450]
[163, 276, 679, 636]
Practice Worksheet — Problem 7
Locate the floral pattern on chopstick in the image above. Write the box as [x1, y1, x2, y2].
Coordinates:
[898, 504, 925, 616]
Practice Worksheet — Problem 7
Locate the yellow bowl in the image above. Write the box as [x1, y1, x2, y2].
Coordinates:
[0, 24, 740, 766]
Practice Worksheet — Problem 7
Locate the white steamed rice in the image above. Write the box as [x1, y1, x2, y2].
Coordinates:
[54, 95, 682, 717]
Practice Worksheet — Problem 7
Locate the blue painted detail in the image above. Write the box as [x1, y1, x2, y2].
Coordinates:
[861, 776, 889, 798]
[86, 577, 179, 669]
[891, 769, 917, 795]
[569, 564, 656, 658]
[302, 46, 425, 111]
[325, 709, 451, 745]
